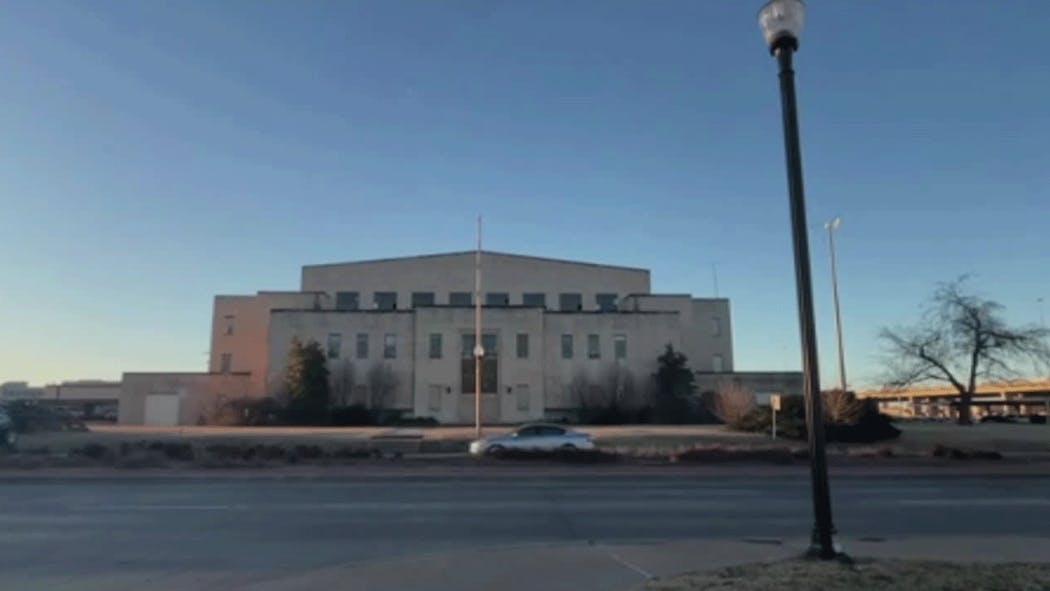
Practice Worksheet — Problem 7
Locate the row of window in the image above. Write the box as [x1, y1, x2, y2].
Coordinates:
[334, 291, 620, 312]
[322, 332, 630, 361]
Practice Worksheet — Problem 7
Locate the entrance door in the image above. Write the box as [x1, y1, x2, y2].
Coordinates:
[460, 333, 500, 424]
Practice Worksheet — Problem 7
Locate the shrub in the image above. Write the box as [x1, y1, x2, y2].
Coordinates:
[293, 444, 325, 460]
[71, 443, 110, 460]
[329, 404, 375, 426]
[730, 395, 899, 444]
[709, 382, 757, 425]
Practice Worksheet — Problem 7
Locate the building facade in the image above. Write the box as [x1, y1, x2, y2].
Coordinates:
[121, 251, 750, 424]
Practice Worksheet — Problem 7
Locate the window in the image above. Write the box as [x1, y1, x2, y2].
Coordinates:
[383, 333, 397, 359]
[516, 333, 529, 359]
[522, 292, 546, 308]
[614, 334, 627, 360]
[485, 292, 509, 307]
[561, 334, 574, 359]
[540, 425, 566, 436]
[374, 292, 398, 310]
[449, 292, 472, 307]
[559, 293, 582, 312]
[461, 333, 498, 393]
[587, 334, 601, 359]
[356, 333, 369, 359]
[412, 292, 435, 307]
[711, 317, 722, 337]
[326, 333, 342, 360]
[596, 293, 618, 312]
[428, 333, 443, 359]
[223, 315, 234, 335]
[220, 353, 232, 373]
[712, 354, 725, 373]
[335, 291, 359, 311]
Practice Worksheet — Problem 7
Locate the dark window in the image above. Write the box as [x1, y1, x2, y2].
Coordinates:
[516, 333, 529, 359]
[540, 425, 566, 436]
[412, 292, 435, 307]
[561, 334, 573, 359]
[559, 293, 582, 312]
[614, 334, 627, 360]
[486, 292, 509, 307]
[384, 334, 397, 358]
[712, 354, 725, 372]
[336, 291, 359, 310]
[449, 292, 472, 306]
[587, 334, 600, 359]
[374, 292, 398, 310]
[428, 333, 442, 359]
[516, 425, 542, 437]
[596, 293, 618, 312]
[326, 333, 342, 360]
[522, 292, 546, 308]
[220, 353, 232, 373]
[356, 333, 369, 359]
[223, 315, 235, 335]
[461, 334, 498, 393]
[711, 317, 722, 337]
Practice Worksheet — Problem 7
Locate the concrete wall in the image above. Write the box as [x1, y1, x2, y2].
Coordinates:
[119, 372, 253, 425]
[300, 251, 651, 312]
[622, 295, 732, 373]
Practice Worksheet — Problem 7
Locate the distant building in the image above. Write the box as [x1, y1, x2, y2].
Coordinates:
[120, 251, 801, 425]
[0, 382, 43, 400]
[859, 379, 1050, 419]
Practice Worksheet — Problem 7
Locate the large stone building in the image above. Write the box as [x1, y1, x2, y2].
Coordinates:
[120, 251, 799, 425]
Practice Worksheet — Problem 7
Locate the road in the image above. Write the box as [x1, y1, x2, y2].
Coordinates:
[2, 469, 1049, 590]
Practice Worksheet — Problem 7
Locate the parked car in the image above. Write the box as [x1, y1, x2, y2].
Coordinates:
[0, 406, 17, 451]
[469, 423, 595, 456]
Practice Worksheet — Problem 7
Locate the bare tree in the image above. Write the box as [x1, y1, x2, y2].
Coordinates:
[709, 381, 756, 425]
[880, 278, 1050, 425]
[822, 389, 863, 425]
[330, 361, 356, 406]
[366, 363, 399, 410]
[600, 364, 640, 412]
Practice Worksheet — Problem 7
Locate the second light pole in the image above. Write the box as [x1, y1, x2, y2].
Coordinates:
[825, 216, 847, 392]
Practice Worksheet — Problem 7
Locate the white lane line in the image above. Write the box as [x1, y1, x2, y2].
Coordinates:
[606, 551, 655, 580]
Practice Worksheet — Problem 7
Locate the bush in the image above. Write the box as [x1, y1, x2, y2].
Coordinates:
[731, 395, 900, 444]
[329, 404, 376, 426]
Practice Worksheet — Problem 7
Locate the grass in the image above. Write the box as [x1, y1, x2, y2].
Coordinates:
[647, 558, 1050, 591]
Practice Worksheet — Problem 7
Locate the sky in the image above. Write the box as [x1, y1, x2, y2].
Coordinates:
[1, 1, 1048, 388]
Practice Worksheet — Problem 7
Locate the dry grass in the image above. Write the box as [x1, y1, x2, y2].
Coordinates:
[647, 558, 1050, 591]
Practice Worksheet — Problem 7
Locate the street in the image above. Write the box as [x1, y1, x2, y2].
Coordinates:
[2, 469, 1049, 590]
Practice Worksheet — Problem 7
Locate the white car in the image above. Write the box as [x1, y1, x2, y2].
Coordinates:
[469, 423, 596, 456]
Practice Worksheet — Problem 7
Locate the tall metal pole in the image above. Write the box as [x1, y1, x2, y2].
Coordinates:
[474, 215, 483, 439]
[826, 218, 847, 392]
[774, 43, 837, 559]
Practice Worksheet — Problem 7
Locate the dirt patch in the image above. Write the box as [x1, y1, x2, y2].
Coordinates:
[646, 558, 1050, 591]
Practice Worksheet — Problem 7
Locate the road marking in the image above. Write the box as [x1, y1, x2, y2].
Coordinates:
[606, 550, 654, 580]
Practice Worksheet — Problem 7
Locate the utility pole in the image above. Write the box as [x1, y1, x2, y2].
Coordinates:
[474, 215, 483, 439]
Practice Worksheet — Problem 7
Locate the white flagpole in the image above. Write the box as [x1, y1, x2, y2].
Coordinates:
[474, 215, 483, 438]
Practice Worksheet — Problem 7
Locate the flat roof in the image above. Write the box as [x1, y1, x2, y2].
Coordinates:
[302, 250, 650, 274]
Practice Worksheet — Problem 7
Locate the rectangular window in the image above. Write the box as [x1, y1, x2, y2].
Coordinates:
[711, 317, 722, 337]
[587, 334, 601, 359]
[712, 354, 725, 373]
[384, 333, 397, 359]
[516, 333, 529, 359]
[356, 333, 369, 359]
[428, 333, 443, 359]
[326, 333, 342, 360]
[522, 292, 546, 308]
[461, 333, 498, 394]
[614, 334, 627, 360]
[374, 292, 398, 310]
[223, 315, 235, 335]
[561, 334, 574, 359]
[335, 291, 359, 311]
[485, 292, 509, 307]
[596, 293, 618, 312]
[220, 353, 232, 373]
[412, 292, 435, 307]
[449, 292, 472, 307]
[559, 293, 582, 312]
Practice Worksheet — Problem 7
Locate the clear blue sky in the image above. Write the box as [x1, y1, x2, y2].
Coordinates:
[2, 1, 1047, 388]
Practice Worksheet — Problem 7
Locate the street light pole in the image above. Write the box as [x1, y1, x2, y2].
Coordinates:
[826, 217, 847, 392]
[759, 0, 839, 559]
[474, 215, 483, 440]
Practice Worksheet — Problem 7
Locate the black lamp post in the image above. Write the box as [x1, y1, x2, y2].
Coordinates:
[758, 0, 839, 560]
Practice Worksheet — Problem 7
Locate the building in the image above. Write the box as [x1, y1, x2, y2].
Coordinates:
[0, 382, 43, 400]
[120, 251, 801, 425]
[41, 380, 121, 420]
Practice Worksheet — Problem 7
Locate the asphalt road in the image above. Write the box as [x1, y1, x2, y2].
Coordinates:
[2, 469, 1049, 588]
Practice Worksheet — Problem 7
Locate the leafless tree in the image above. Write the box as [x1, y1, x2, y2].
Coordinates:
[708, 381, 756, 425]
[366, 363, 399, 410]
[822, 389, 863, 425]
[599, 364, 640, 412]
[880, 277, 1050, 425]
[330, 361, 356, 406]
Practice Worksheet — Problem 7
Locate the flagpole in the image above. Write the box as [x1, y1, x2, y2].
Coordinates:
[474, 215, 483, 438]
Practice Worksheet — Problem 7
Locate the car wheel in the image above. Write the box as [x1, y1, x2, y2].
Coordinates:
[486, 445, 505, 457]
